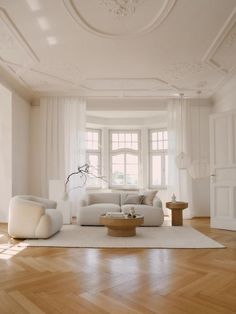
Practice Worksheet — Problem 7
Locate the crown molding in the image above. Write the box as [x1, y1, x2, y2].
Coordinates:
[0, 64, 33, 103]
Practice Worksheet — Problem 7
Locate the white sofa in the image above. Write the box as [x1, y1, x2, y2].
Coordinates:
[77, 192, 164, 226]
[8, 195, 63, 239]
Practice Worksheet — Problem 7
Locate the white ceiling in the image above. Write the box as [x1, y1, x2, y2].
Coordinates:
[1, 0, 236, 100]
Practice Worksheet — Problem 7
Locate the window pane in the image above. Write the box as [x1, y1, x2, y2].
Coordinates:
[152, 132, 157, 141]
[158, 141, 163, 150]
[112, 133, 118, 141]
[112, 142, 119, 150]
[87, 154, 101, 187]
[119, 142, 125, 149]
[126, 174, 138, 185]
[152, 155, 162, 186]
[158, 132, 163, 140]
[152, 141, 157, 150]
[119, 133, 125, 141]
[126, 133, 131, 142]
[126, 164, 138, 175]
[88, 154, 98, 167]
[86, 141, 93, 150]
[112, 164, 124, 185]
[92, 141, 98, 150]
[163, 140, 168, 150]
[132, 133, 138, 142]
[93, 132, 98, 141]
[112, 154, 124, 164]
[87, 132, 92, 140]
[125, 141, 132, 149]
[132, 142, 138, 150]
[126, 153, 138, 164]
[165, 155, 168, 185]
[164, 131, 168, 140]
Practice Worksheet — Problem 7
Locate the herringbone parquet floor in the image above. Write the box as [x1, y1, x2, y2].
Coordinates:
[0, 218, 235, 314]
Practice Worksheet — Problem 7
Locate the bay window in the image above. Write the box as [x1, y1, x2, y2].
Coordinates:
[86, 128, 102, 188]
[149, 129, 168, 188]
[110, 130, 140, 188]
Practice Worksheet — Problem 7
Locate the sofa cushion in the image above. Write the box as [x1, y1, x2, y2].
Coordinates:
[121, 204, 153, 212]
[140, 190, 158, 205]
[77, 203, 120, 225]
[86, 203, 121, 211]
[123, 194, 143, 205]
[87, 193, 120, 205]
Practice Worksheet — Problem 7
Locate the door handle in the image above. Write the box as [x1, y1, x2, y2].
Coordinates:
[210, 174, 216, 183]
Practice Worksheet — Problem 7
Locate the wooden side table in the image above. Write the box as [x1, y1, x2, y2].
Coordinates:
[166, 201, 188, 226]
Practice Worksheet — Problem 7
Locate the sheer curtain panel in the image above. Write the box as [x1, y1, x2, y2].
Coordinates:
[168, 98, 193, 218]
[40, 97, 86, 215]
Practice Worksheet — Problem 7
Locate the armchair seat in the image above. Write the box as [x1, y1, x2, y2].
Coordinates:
[8, 195, 63, 239]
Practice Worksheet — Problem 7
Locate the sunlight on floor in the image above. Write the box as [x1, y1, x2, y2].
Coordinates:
[0, 243, 28, 260]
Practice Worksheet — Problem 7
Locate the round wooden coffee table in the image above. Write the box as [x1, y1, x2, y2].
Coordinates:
[166, 201, 188, 226]
[100, 215, 144, 237]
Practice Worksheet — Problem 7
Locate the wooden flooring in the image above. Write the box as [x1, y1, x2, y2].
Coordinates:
[0, 218, 236, 314]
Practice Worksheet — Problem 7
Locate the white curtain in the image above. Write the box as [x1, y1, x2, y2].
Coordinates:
[168, 98, 193, 218]
[40, 97, 86, 215]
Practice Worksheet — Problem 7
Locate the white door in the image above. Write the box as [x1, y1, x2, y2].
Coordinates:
[210, 110, 236, 231]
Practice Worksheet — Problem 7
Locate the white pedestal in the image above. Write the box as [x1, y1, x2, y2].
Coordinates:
[57, 200, 72, 224]
[49, 180, 72, 224]
[49, 180, 65, 201]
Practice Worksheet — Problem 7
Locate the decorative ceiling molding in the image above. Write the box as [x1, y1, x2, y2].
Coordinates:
[81, 77, 170, 91]
[100, 0, 144, 17]
[63, 0, 176, 38]
[32, 62, 82, 85]
[202, 7, 236, 74]
[0, 8, 39, 69]
[20, 69, 77, 92]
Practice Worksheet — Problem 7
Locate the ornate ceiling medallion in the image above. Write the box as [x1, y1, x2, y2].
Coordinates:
[100, 0, 144, 17]
[63, 0, 176, 38]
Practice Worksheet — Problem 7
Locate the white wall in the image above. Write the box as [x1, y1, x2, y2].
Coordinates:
[0, 84, 12, 222]
[0, 84, 31, 222]
[29, 105, 41, 196]
[213, 74, 236, 113]
[12, 93, 30, 195]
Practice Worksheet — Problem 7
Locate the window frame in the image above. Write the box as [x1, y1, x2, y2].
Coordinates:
[149, 128, 168, 189]
[86, 128, 102, 189]
[109, 129, 140, 189]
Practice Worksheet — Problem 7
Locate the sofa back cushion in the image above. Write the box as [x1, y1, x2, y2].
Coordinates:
[87, 193, 120, 205]
[141, 190, 158, 206]
[123, 194, 143, 205]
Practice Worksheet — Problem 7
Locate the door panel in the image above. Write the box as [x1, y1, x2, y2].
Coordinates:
[210, 110, 236, 231]
[233, 113, 236, 163]
[214, 117, 229, 165]
[215, 187, 230, 217]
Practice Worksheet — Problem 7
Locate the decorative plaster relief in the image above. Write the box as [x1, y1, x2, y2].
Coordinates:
[20, 69, 76, 92]
[32, 62, 82, 85]
[203, 8, 236, 73]
[0, 8, 39, 70]
[81, 77, 169, 91]
[158, 62, 224, 92]
[63, 0, 176, 38]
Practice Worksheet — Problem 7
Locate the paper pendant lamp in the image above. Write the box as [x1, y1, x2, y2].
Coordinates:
[176, 152, 191, 169]
[188, 160, 210, 179]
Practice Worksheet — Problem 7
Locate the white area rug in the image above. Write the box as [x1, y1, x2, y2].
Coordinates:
[21, 225, 224, 249]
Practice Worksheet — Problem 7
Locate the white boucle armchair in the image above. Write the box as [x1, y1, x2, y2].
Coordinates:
[8, 195, 63, 239]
